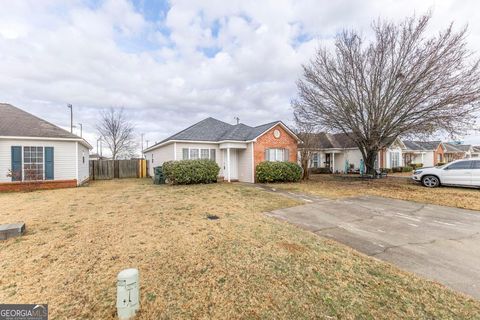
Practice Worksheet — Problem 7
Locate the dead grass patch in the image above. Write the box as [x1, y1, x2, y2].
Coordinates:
[0, 179, 479, 319]
[275, 174, 480, 211]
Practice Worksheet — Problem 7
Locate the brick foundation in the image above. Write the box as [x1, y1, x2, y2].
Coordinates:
[0, 179, 78, 192]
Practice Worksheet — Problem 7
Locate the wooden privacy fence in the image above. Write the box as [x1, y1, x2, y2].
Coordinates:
[90, 159, 148, 180]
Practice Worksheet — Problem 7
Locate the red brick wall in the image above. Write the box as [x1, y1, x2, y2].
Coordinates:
[0, 179, 77, 192]
[253, 124, 298, 180]
[434, 144, 445, 165]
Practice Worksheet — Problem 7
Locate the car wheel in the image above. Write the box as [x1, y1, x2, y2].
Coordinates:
[422, 175, 440, 188]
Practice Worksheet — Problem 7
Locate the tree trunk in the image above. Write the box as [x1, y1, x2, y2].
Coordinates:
[300, 153, 310, 180]
[364, 150, 378, 176]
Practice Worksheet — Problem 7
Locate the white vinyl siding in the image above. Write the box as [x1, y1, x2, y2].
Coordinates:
[144, 143, 175, 177]
[0, 138, 79, 183]
[237, 142, 254, 183]
[77, 143, 90, 184]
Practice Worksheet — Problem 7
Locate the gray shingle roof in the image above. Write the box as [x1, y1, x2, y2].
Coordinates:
[403, 140, 441, 151]
[443, 142, 471, 153]
[302, 132, 357, 149]
[0, 103, 80, 139]
[148, 117, 293, 150]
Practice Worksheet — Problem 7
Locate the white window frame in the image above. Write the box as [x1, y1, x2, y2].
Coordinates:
[390, 151, 400, 168]
[266, 148, 285, 162]
[23, 146, 45, 181]
[183, 148, 217, 161]
[312, 153, 319, 168]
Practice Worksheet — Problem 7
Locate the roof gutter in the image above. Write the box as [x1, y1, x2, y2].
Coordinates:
[0, 135, 93, 149]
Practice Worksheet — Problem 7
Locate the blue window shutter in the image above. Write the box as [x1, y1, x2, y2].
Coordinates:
[11, 146, 22, 181]
[45, 147, 54, 180]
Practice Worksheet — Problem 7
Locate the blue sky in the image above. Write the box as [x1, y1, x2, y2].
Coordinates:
[0, 0, 479, 153]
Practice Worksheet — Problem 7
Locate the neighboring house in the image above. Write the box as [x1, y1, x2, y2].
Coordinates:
[402, 141, 443, 167]
[0, 103, 92, 190]
[303, 132, 404, 173]
[89, 153, 110, 161]
[472, 146, 480, 158]
[442, 142, 474, 162]
[143, 117, 299, 182]
[303, 132, 478, 172]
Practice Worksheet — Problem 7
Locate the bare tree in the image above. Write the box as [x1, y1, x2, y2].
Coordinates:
[96, 108, 136, 159]
[293, 14, 480, 174]
[295, 116, 319, 180]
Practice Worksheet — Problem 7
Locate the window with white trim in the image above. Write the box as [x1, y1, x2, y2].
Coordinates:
[190, 149, 199, 160]
[200, 149, 210, 159]
[23, 146, 44, 180]
[390, 151, 400, 168]
[265, 148, 287, 162]
[182, 148, 217, 161]
[312, 153, 319, 168]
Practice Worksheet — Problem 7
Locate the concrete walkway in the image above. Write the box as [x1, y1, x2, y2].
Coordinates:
[258, 185, 480, 299]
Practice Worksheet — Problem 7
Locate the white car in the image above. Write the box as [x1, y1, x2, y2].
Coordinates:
[412, 159, 480, 188]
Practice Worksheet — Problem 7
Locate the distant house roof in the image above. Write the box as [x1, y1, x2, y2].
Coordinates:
[403, 140, 441, 151]
[0, 103, 92, 148]
[144, 117, 298, 151]
[443, 142, 471, 153]
[301, 132, 358, 149]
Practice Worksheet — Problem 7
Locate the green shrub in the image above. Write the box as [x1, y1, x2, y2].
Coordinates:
[402, 166, 413, 172]
[410, 163, 423, 169]
[436, 162, 446, 166]
[309, 167, 331, 174]
[392, 166, 404, 173]
[162, 160, 220, 185]
[256, 161, 302, 183]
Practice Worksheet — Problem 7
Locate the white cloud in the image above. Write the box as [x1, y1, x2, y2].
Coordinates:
[0, 0, 479, 152]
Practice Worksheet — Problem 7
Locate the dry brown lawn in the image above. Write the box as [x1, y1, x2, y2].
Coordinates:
[275, 174, 480, 211]
[1, 179, 479, 319]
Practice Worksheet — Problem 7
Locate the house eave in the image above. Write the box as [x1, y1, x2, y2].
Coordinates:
[0, 135, 93, 149]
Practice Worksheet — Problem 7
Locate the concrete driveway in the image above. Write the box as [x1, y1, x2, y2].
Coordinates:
[263, 187, 480, 299]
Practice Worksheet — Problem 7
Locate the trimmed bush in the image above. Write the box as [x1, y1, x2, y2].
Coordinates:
[162, 160, 220, 185]
[402, 166, 413, 172]
[256, 161, 302, 183]
[436, 162, 446, 166]
[410, 163, 423, 170]
[309, 167, 331, 174]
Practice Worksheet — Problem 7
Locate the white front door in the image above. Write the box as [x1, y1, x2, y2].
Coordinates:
[223, 149, 238, 180]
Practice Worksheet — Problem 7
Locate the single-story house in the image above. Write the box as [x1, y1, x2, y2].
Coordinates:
[401, 140, 443, 167]
[143, 117, 299, 182]
[303, 132, 405, 173]
[443, 142, 479, 162]
[302, 132, 477, 172]
[0, 103, 92, 191]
